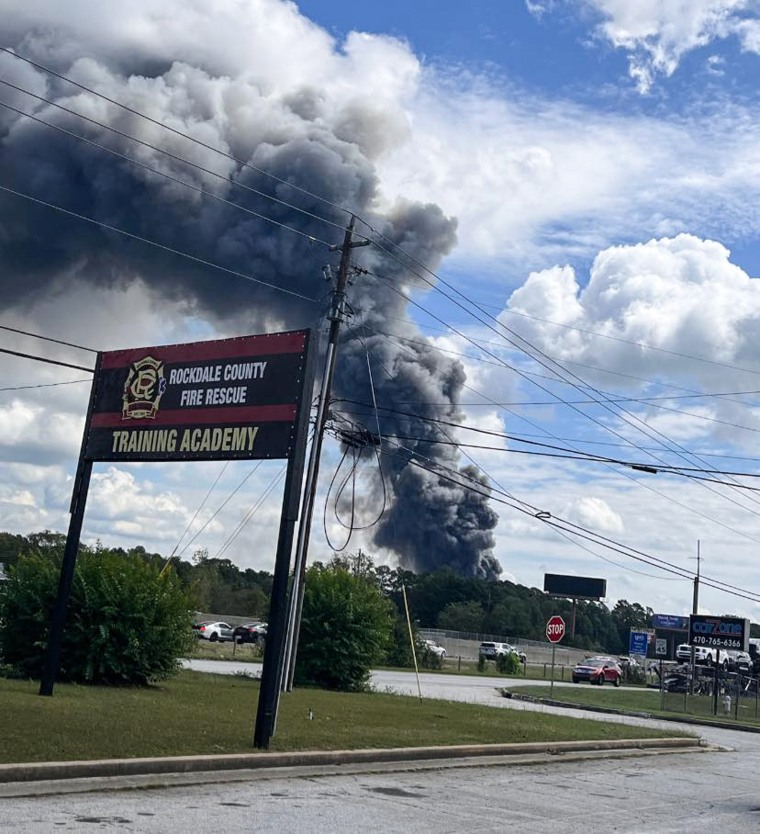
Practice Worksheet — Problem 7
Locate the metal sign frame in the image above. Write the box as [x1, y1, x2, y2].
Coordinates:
[39, 329, 316, 751]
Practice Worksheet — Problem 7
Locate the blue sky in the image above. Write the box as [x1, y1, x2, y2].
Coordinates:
[4, 0, 760, 621]
[297, 0, 760, 281]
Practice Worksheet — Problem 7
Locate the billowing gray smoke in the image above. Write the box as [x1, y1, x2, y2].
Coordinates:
[0, 5, 500, 578]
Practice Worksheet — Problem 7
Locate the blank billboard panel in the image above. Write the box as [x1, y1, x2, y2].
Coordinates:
[543, 573, 607, 600]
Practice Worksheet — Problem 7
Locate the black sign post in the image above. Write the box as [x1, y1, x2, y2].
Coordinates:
[39, 353, 102, 696]
[39, 329, 315, 733]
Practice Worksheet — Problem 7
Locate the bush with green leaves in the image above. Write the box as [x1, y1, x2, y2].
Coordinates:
[294, 562, 393, 691]
[417, 643, 444, 670]
[384, 610, 418, 668]
[0, 549, 195, 685]
[623, 662, 647, 685]
[495, 651, 523, 675]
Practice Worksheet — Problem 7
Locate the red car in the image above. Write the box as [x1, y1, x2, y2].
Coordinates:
[572, 657, 622, 686]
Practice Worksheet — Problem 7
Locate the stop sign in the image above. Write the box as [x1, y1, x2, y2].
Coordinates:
[546, 615, 566, 643]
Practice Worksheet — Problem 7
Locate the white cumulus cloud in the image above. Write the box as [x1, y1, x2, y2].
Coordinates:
[582, 0, 760, 92]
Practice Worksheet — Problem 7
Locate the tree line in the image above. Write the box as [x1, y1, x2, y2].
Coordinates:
[0, 530, 698, 656]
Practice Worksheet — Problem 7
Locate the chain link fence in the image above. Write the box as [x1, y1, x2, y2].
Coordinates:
[655, 662, 760, 721]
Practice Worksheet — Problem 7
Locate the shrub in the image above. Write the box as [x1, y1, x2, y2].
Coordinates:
[384, 610, 417, 668]
[417, 643, 444, 670]
[623, 662, 647, 686]
[495, 651, 522, 675]
[0, 549, 195, 685]
[294, 563, 393, 691]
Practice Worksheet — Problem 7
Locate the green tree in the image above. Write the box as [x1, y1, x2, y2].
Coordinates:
[437, 600, 485, 632]
[294, 562, 393, 691]
[0, 548, 194, 685]
[384, 607, 418, 668]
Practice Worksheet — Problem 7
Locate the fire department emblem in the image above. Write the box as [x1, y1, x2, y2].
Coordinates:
[122, 356, 167, 419]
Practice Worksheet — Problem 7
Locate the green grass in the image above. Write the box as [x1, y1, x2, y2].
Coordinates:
[514, 683, 760, 727]
[0, 671, 687, 763]
[516, 684, 663, 711]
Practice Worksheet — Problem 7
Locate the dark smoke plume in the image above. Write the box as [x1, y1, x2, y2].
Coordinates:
[1, 6, 501, 578]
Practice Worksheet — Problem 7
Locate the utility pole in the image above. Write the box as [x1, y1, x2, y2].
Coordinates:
[282, 216, 369, 690]
[690, 540, 701, 694]
[692, 540, 701, 616]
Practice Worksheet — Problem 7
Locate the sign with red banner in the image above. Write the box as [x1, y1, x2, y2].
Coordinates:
[84, 330, 311, 462]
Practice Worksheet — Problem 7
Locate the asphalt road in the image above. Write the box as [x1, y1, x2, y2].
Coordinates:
[4, 663, 760, 832]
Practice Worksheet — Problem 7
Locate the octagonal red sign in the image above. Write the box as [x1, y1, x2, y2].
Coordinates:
[546, 615, 566, 643]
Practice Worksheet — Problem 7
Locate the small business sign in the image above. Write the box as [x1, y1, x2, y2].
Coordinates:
[652, 613, 689, 631]
[629, 629, 649, 656]
[689, 614, 750, 652]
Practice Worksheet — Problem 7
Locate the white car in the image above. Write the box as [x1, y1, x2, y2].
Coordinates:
[423, 639, 446, 658]
[675, 643, 729, 667]
[196, 621, 234, 642]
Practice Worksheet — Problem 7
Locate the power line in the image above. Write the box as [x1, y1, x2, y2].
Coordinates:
[359, 313, 760, 410]
[0, 379, 90, 393]
[366, 268, 760, 520]
[0, 91, 340, 247]
[360, 225, 760, 513]
[1, 48, 357, 225]
[341, 321, 760, 548]
[168, 462, 230, 560]
[0, 184, 320, 304]
[339, 325, 683, 582]
[0, 323, 97, 354]
[215, 465, 287, 560]
[377, 439, 760, 604]
[0, 346, 94, 373]
[333, 404, 760, 487]
[174, 461, 264, 560]
[499, 306, 760, 379]
[7, 49, 760, 579]
[10, 50, 752, 474]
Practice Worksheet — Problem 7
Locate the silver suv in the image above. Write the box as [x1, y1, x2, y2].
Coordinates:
[478, 641, 527, 663]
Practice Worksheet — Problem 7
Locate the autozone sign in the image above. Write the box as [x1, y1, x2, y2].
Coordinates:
[546, 615, 566, 643]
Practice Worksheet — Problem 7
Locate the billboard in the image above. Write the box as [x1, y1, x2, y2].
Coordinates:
[84, 330, 311, 462]
[689, 614, 750, 652]
[543, 573, 607, 600]
[652, 613, 689, 631]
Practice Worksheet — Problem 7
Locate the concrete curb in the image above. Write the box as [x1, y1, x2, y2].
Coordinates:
[0, 737, 698, 785]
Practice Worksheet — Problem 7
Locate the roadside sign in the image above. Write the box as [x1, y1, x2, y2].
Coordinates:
[629, 629, 649, 656]
[689, 614, 749, 651]
[546, 615, 566, 644]
[652, 613, 689, 631]
[655, 638, 667, 656]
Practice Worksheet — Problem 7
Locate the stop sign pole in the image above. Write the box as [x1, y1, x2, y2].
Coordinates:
[546, 615, 566, 698]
